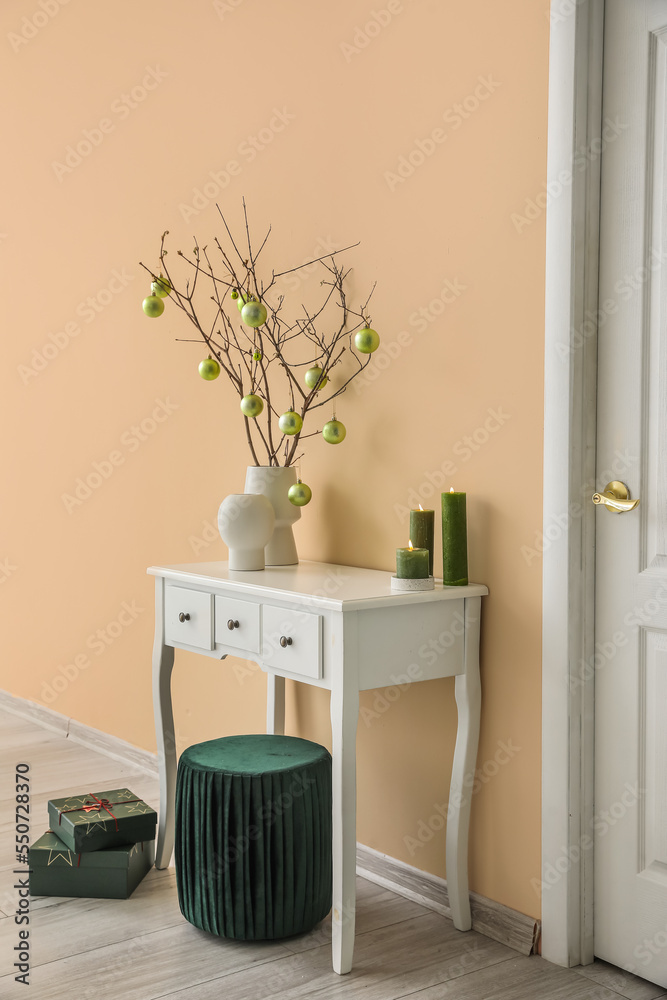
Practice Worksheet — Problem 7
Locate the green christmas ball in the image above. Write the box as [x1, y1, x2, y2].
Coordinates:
[240, 394, 264, 418]
[142, 294, 164, 318]
[231, 289, 239, 300]
[288, 480, 312, 506]
[305, 366, 328, 390]
[252, 349, 263, 361]
[354, 327, 380, 354]
[241, 300, 268, 327]
[279, 410, 303, 435]
[323, 419, 346, 444]
[198, 357, 220, 380]
[151, 274, 171, 298]
[236, 291, 251, 311]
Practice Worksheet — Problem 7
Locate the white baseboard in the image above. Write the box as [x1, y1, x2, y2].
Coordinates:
[0, 689, 540, 954]
[0, 689, 158, 776]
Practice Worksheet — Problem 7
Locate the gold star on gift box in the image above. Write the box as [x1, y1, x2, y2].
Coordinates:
[124, 801, 151, 816]
[47, 845, 73, 867]
[62, 795, 89, 810]
[114, 789, 136, 801]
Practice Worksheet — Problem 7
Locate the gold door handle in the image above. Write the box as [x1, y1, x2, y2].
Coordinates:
[592, 481, 640, 513]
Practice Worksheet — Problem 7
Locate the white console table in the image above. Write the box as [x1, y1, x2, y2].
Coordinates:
[148, 560, 487, 974]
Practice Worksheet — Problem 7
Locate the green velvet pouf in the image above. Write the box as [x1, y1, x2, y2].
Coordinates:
[175, 734, 332, 941]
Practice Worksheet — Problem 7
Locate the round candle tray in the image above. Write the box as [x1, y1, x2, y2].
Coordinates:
[390, 575, 435, 592]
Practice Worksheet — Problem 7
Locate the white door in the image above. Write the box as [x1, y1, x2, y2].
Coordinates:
[596, 0, 667, 986]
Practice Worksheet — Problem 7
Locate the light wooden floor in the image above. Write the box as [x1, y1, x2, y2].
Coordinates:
[1, 706, 666, 1000]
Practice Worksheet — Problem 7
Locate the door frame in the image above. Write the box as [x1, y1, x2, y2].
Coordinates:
[542, 0, 605, 968]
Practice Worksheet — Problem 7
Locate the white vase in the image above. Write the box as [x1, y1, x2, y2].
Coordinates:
[217, 493, 275, 571]
[244, 466, 300, 566]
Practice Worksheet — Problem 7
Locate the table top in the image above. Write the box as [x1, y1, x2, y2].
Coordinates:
[148, 560, 488, 612]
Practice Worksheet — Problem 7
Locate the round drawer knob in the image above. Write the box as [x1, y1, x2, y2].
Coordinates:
[279, 635, 293, 648]
[178, 612, 191, 623]
[227, 619, 240, 630]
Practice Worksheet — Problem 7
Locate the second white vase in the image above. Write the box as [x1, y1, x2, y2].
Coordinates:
[218, 493, 275, 571]
[244, 466, 300, 566]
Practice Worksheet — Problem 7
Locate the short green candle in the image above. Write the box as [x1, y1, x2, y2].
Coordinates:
[409, 508, 435, 576]
[396, 545, 429, 579]
[441, 490, 468, 585]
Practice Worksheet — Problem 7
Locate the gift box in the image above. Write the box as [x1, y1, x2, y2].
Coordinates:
[29, 831, 154, 899]
[47, 788, 157, 853]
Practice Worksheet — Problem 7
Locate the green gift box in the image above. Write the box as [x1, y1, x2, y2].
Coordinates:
[47, 788, 157, 853]
[29, 831, 154, 899]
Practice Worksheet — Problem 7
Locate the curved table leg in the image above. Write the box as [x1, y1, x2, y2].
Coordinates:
[152, 577, 176, 870]
[446, 595, 482, 930]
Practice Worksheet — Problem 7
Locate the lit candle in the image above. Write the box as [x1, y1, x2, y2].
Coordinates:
[396, 539, 430, 579]
[441, 488, 468, 585]
[409, 505, 435, 576]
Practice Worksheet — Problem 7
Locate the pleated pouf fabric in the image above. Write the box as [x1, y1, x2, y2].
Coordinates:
[175, 734, 332, 940]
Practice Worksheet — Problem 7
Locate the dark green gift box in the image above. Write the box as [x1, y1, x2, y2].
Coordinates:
[47, 788, 157, 853]
[29, 831, 154, 898]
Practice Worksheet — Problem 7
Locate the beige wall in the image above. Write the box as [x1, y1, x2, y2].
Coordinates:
[1, 1, 549, 920]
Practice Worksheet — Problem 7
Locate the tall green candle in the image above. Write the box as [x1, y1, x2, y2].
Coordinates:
[396, 544, 429, 579]
[441, 490, 468, 586]
[409, 508, 435, 576]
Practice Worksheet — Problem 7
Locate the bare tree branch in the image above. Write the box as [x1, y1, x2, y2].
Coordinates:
[140, 213, 377, 467]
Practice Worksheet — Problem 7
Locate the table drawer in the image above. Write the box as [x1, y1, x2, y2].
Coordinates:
[261, 605, 322, 679]
[164, 586, 213, 650]
[214, 596, 260, 654]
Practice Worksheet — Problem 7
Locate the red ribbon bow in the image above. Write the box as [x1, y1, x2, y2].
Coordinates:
[58, 793, 141, 832]
[82, 797, 111, 814]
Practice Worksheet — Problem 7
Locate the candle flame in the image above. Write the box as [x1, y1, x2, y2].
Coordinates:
[408, 539, 413, 550]
[418, 504, 423, 511]
[450, 487, 454, 492]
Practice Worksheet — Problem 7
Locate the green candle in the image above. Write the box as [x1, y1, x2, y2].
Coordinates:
[396, 544, 429, 579]
[409, 507, 435, 576]
[441, 490, 468, 585]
